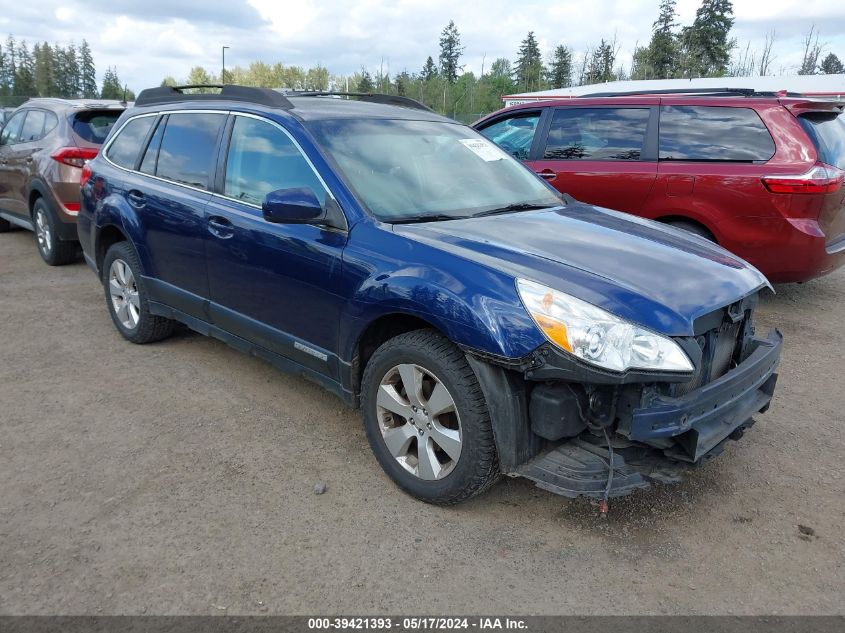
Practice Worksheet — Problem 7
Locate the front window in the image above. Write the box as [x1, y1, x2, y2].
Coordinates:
[224, 116, 328, 206]
[478, 113, 540, 160]
[307, 118, 562, 222]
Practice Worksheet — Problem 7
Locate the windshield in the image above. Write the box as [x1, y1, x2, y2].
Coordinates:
[307, 118, 562, 221]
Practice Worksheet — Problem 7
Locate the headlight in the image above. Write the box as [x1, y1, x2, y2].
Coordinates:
[516, 279, 694, 373]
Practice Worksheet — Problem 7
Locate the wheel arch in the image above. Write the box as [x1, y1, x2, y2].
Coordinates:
[654, 214, 718, 242]
[349, 312, 443, 400]
[27, 178, 53, 215]
[95, 223, 131, 273]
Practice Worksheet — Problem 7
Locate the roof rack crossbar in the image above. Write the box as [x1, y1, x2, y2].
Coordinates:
[578, 87, 808, 98]
[135, 84, 294, 109]
[295, 91, 434, 112]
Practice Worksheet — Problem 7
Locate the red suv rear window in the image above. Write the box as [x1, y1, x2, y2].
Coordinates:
[799, 113, 845, 169]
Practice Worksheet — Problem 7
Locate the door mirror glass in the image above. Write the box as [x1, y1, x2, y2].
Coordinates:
[262, 187, 325, 224]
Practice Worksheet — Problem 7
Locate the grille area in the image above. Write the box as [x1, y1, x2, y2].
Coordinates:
[673, 319, 743, 397]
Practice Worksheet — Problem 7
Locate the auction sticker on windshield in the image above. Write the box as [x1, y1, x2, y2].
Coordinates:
[459, 138, 505, 161]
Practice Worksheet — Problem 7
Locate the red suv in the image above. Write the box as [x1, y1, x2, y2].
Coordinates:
[474, 93, 845, 283]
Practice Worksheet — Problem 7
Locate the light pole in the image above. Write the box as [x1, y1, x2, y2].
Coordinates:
[222, 46, 230, 84]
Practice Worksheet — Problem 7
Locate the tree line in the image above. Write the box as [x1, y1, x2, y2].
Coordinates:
[0, 35, 132, 103]
[162, 0, 844, 121]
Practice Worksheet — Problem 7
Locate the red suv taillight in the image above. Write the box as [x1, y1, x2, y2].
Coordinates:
[80, 163, 93, 188]
[762, 162, 844, 194]
[51, 147, 99, 168]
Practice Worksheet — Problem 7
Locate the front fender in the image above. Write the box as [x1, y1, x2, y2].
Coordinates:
[339, 223, 546, 363]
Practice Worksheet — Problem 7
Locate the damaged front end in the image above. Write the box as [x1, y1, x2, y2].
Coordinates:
[468, 294, 782, 500]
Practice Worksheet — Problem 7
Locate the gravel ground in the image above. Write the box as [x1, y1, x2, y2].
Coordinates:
[0, 228, 843, 615]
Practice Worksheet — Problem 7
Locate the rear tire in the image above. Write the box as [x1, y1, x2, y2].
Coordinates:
[33, 198, 78, 265]
[102, 241, 176, 344]
[666, 220, 716, 242]
[361, 329, 500, 505]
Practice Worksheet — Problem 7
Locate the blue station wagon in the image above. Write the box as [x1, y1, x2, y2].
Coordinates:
[78, 85, 782, 506]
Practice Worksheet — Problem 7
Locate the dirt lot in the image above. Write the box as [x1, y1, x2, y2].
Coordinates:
[0, 228, 843, 615]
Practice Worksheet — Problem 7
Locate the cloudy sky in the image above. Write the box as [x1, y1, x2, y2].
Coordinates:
[2, 0, 844, 90]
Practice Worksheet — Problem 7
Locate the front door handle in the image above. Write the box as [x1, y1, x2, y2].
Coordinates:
[208, 216, 234, 239]
[536, 169, 557, 181]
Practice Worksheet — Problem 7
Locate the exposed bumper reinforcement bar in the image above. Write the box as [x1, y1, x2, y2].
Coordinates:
[629, 329, 781, 461]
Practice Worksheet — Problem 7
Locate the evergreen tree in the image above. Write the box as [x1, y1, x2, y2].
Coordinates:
[514, 32, 544, 92]
[14, 41, 35, 96]
[100, 66, 123, 99]
[356, 68, 374, 92]
[4, 36, 17, 97]
[548, 45, 572, 88]
[395, 70, 411, 95]
[586, 39, 617, 83]
[681, 0, 735, 77]
[0, 45, 7, 96]
[647, 0, 679, 78]
[79, 40, 97, 98]
[438, 20, 463, 83]
[421, 56, 438, 81]
[820, 53, 844, 74]
[62, 43, 81, 97]
[33, 42, 57, 97]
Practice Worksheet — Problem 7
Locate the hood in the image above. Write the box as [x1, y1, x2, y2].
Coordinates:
[393, 203, 770, 336]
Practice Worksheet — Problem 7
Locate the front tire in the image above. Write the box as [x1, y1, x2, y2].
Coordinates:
[361, 329, 499, 505]
[102, 241, 176, 344]
[33, 198, 78, 265]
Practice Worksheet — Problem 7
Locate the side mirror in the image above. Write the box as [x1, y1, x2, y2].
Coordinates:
[262, 187, 325, 224]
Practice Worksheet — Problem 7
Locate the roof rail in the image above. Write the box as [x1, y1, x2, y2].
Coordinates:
[135, 84, 294, 109]
[578, 87, 804, 98]
[294, 91, 434, 112]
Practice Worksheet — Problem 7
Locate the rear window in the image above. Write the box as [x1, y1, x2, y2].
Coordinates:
[799, 113, 845, 170]
[72, 110, 122, 144]
[153, 113, 226, 190]
[659, 106, 775, 162]
[543, 107, 650, 161]
[106, 116, 156, 169]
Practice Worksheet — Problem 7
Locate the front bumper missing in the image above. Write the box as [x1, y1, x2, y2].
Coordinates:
[515, 329, 782, 499]
[627, 329, 781, 462]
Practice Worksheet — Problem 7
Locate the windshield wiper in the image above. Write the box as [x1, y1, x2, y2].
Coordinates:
[388, 213, 460, 224]
[471, 203, 557, 218]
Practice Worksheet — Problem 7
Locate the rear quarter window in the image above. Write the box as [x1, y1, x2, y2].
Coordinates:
[659, 106, 775, 162]
[72, 110, 122, 144]
[106, 116, 156, 169]
[799, 113, 845, 170]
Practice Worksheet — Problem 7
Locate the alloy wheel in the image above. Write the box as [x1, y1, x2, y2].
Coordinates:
[375, 363, 462, 480]
[35, 209, 51, 255]
[108, 259, 140, 330]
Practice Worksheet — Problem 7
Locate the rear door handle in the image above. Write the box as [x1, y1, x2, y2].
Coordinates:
[127, 189, 146, 207]
[208, 215, 234, 239]
[536, 170, 557, 181]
